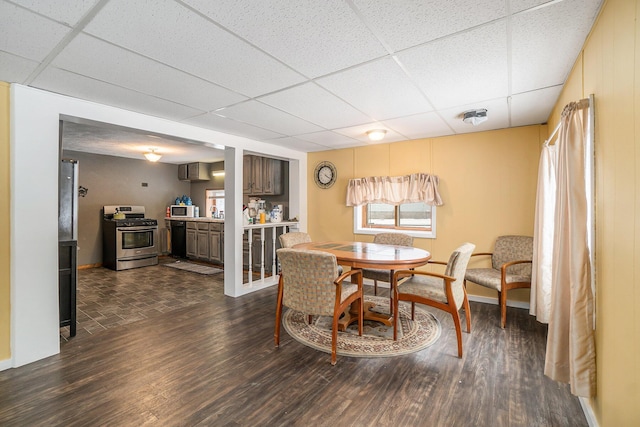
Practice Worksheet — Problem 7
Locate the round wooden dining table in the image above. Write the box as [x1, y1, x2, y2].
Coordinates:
[292, 241, 431, 329]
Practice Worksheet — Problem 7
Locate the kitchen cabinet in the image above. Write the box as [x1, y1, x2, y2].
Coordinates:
[179, 220, 224, 264]
[196, 223, 209, 259]
[243, 155, 283, 195]
[209, 223, 223, 263]
[179, 162, 210, 181]
[186, 223, 197, 258]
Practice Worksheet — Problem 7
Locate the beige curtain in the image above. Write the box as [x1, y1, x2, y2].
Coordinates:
[544, 99, 596, 397]
[530, 144, 557, 323]
[345, 173, 443, 207]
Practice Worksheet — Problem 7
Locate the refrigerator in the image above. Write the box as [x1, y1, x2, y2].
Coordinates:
[58, 159, 78, 337]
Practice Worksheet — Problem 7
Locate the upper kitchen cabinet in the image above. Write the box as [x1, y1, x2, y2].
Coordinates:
[178, 162, 210, 181]
[243, 155, 283, 195]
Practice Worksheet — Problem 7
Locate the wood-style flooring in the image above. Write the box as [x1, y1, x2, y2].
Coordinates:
[2, 262, 587, 426]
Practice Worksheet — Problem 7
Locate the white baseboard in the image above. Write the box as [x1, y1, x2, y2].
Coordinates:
[0, 358, 12, 372]
[467, 294, 530, 310]
[579, 397, 599, 427]
[366, 279, 531, 310]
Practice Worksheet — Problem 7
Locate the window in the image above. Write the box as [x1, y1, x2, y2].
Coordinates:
[354, 202, 436, 238]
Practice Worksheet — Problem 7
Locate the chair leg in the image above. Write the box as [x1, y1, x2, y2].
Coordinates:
[373, 280, 378, 295]
[451, 308, 463, 358]
[500, 290, 508, 328]
[274, 276, 284, 347]
[331, 312, 339, 365]
[463, 288, 472, 333]
[308, 314, 313, 324]
[393, 296, 399, 341]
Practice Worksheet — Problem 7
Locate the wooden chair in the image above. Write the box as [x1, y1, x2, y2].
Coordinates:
[464, 235, 533, 328]
[274, 248, 363, 365]
[394, 243, 475, 358]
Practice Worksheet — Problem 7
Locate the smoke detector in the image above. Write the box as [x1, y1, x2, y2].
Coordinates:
[462, 109, 488, 126]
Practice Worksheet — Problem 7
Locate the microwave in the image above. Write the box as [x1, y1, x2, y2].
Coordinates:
[170, 205, 196, 218]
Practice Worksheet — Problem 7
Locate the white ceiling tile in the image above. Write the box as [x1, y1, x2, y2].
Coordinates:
[83, 0, 306, 97]
[398, 20, 509, 110]
[215, 101, 323, 135]
[381, 112, 454, 140]
[262, 136, 329, 152]
[440, 98, 510, 134]
[511, 0, 602, 93]
[51, 34, 247, 111]
[509, 0, 549, 14]
[510, 85, 563, 126]
[10, 0, 100, 26]
[296, 131, 363, 148]
[182, 113, 284, 141]
[259, 83, 372, 129]
[0, 51, 39, 83]
[32, 67, 204, 121]
[352, 0, 507, 52]
[317, 57, 433, 120]
[183, 0, 387, 77]
[0, 2, 70, 61]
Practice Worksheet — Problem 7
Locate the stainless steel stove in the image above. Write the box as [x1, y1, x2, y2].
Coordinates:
[102, 205, 159, 271]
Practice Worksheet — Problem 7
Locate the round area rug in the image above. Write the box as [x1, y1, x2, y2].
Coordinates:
[282, 295, 441, 358]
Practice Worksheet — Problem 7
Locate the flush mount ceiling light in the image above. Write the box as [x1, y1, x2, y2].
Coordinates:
[143, 148, 162, 162]
[462, 109, 488, 126]
[366, 129, 387, 141]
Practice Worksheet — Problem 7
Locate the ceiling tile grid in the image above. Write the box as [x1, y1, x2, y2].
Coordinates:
[0, 0, 604, 157]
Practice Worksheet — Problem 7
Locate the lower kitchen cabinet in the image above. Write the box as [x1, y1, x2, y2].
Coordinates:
[183, 221, 223, 264]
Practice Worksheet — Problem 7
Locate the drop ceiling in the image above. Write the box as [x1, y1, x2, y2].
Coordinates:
[1, 0, 603, 162]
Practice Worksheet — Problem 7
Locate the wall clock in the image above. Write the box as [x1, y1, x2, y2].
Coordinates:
[314, 161, 337, 189]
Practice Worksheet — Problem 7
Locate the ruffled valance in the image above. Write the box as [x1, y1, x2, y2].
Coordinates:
[346, 173, 443, 207]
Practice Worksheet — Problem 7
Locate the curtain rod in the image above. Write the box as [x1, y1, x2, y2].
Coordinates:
[544, 122, 561, 147]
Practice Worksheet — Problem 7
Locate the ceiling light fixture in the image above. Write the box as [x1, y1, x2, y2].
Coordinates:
[366, 129, 387, 141]
[143, 148, 162, 162]
[462, 109, 488, 126]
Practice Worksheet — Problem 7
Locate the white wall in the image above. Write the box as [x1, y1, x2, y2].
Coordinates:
[9, 84, 307, 367]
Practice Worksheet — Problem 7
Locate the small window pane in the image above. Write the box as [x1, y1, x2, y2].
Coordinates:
[399, 202, 431, 228]
[366, 203, 394, 226]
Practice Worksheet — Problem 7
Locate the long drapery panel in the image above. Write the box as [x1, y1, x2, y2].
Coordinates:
[345, 173, 443, 207]
[530, 144, 557, 323]
[543, 99, 596, 397]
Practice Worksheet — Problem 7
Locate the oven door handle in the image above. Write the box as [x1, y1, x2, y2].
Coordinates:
[116, 226, 158, 232]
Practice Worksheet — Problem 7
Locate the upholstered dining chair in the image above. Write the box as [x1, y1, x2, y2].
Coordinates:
[278, 231, 343, 275]
[362, 232, 414, 304]
[393, 242, 475, 358]
[463, 235, 533, 328]
[278, 231, 312, 248]
[274, 248, 363, 365]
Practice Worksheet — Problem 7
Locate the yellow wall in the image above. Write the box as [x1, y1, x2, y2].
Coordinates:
[308, 124, 543, 303]
[0, 82, 10, 360]
[551, 0, 640, 424]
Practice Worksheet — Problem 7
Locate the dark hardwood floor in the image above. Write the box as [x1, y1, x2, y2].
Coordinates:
[1, 263, 587, 426]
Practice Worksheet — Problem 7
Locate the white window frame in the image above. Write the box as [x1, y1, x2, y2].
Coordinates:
[353, 204, 437, 239]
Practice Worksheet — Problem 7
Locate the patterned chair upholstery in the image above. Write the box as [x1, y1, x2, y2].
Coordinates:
[464, 235, 533, 328]
[274, 248, 363, 365]
[394, 242, 475, 358]
[278, 232, 312, 248]
[362, 232, 414, 294]
[278, 232, 343, 275]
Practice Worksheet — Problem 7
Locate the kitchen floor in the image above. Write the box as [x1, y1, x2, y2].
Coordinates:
[60, 257, 224, 342]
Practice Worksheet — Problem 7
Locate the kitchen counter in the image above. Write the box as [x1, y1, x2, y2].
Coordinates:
[165, 217, 225, 223]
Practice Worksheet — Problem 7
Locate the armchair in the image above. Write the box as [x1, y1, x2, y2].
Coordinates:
[463, 235, 533, 328]
[274, 248, 363, 365]
[394, 243, 475, 358]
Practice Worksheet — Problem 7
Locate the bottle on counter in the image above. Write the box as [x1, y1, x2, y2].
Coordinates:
[194, 206, 199, 218]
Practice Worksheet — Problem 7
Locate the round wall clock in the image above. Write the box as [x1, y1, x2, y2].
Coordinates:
[314, 161, 337, 189]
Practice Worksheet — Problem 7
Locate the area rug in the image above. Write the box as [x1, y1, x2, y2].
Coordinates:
[163, 261, 223, 275]
[282, 295, 441, 358]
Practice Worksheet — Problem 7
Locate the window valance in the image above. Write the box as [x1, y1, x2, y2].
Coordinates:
[346, 173, 443, 207]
